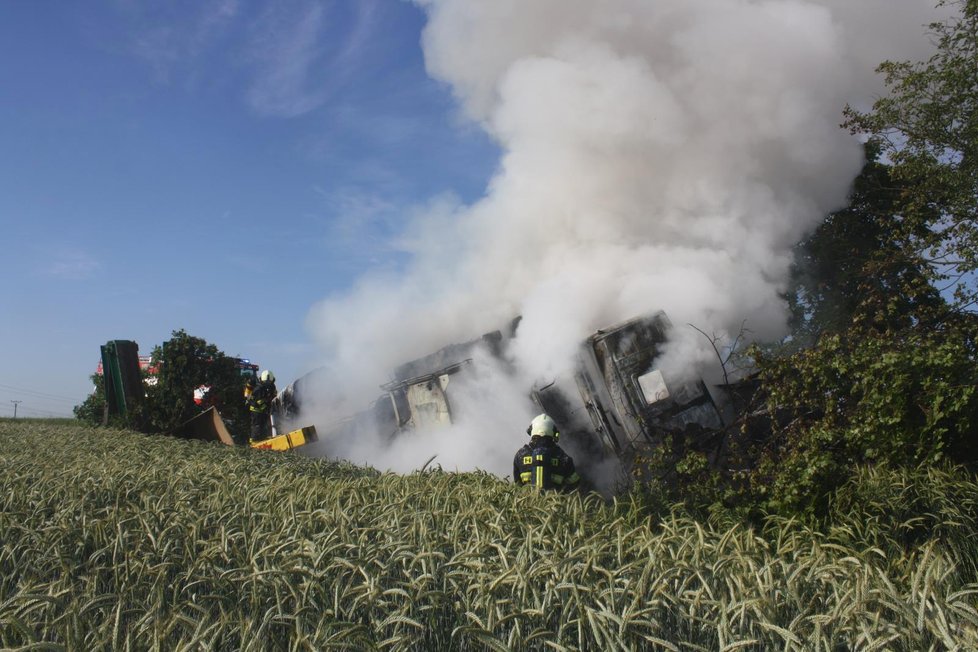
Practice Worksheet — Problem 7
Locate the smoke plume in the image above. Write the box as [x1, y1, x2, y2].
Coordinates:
[303, 0, 943, 475]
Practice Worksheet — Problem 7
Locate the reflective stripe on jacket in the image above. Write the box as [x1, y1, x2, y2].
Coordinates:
[513, 437, 579, 491]
[248, 380, 276, 413]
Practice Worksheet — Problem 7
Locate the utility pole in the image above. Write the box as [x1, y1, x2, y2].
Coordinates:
[11, 400, 21, 418]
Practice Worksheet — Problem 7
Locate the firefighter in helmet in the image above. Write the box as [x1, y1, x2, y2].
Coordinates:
[248, 369, 277, 442]
[513, 413, 580, 491]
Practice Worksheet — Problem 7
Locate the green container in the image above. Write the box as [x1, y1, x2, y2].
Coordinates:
[100, 340, 141, 417]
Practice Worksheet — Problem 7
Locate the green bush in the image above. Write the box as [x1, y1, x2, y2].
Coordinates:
[749, 322, 978, 517]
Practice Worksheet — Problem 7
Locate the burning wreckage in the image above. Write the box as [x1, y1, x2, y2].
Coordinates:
[280, 312, 732, 490]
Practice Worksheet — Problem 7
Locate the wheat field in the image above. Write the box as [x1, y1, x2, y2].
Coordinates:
[1, 419, 976, 650]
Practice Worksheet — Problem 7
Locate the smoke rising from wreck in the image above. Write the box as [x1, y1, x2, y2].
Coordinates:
[302, 0, 943, 476]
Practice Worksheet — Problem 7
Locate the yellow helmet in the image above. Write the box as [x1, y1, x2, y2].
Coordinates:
[260, 370, 275, 383]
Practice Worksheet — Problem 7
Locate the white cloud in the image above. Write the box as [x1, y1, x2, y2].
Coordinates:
[244, 0, 383, 118]
[244, 2, 328, 117]
[114, 0, 388, 117]
[42, 249, 102, 280]
[123, 0, 240, 80]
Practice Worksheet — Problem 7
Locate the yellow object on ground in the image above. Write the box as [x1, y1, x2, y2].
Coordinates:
[250, 425, 318, 451]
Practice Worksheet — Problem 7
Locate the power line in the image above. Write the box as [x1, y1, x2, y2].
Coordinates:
[0, 397, 80, 418]
[0, 382, 85, 403]
[22, 408, 72, 418]
[2, 402, 73, 419]
[0, 400, 78, 419]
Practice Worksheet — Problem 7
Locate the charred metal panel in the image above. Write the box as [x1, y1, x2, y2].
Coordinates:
[392, 331, 503, 382]
[382, 361, 469, 431]
[532, 375, 611, 452]
[575, 347, 627, 454]
[389, 388, 411, 427]
[576, 312, 722, 454]
[404, 377, 452, 429]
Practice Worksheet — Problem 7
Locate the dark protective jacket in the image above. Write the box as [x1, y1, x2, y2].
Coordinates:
[248, 379, 277, 414]
[513, 436, 580, 491]
[248, 379, 277, 443]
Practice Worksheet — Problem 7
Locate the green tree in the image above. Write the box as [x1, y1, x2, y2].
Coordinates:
[843, 0, 978, 307]
[785, 143, 946, 342]
[74, 368, 152, 429]
[73, 374, 106, 426]
[741, 0, 978, 518]
[749, 318, 978, 517]
[146, 330, 250, 440]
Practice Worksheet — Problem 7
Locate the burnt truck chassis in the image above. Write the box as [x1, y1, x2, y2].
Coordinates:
[301, 312, 727, 489]
[536, 313, 723, 451]
[530, 313, 725, 490]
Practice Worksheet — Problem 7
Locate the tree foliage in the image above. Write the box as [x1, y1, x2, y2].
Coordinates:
[750, 318, 978, 516]
[743, 0, 978, 518]
[843, 0, 978, 306]
[146, 329, 249, 439]
[72, 374, 106, 426]
[785, 144, 946, 342]
[73, 369, 152, 429]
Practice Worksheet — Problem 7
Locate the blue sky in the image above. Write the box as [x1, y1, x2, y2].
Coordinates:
[0, 0, 499, 418]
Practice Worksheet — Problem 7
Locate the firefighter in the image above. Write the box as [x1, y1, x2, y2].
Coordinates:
[248, 369, 277, 442]
[513, 413, 580, 491]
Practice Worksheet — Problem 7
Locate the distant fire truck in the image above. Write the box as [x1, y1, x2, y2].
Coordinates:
[95, 355, 259, 404]
[95, 355, 158, 383]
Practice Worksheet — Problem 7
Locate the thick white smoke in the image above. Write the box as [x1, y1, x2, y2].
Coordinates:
[303, 0, 943, 475]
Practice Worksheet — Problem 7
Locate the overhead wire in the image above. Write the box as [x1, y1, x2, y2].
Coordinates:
[0, 382, 85, 403]
[0, 382, 85, 419]
[2, 402, 74, 418]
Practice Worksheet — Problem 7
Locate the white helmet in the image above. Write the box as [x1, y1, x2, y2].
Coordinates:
[260, 370, 275, 383]
[527, 413, 558, 438]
